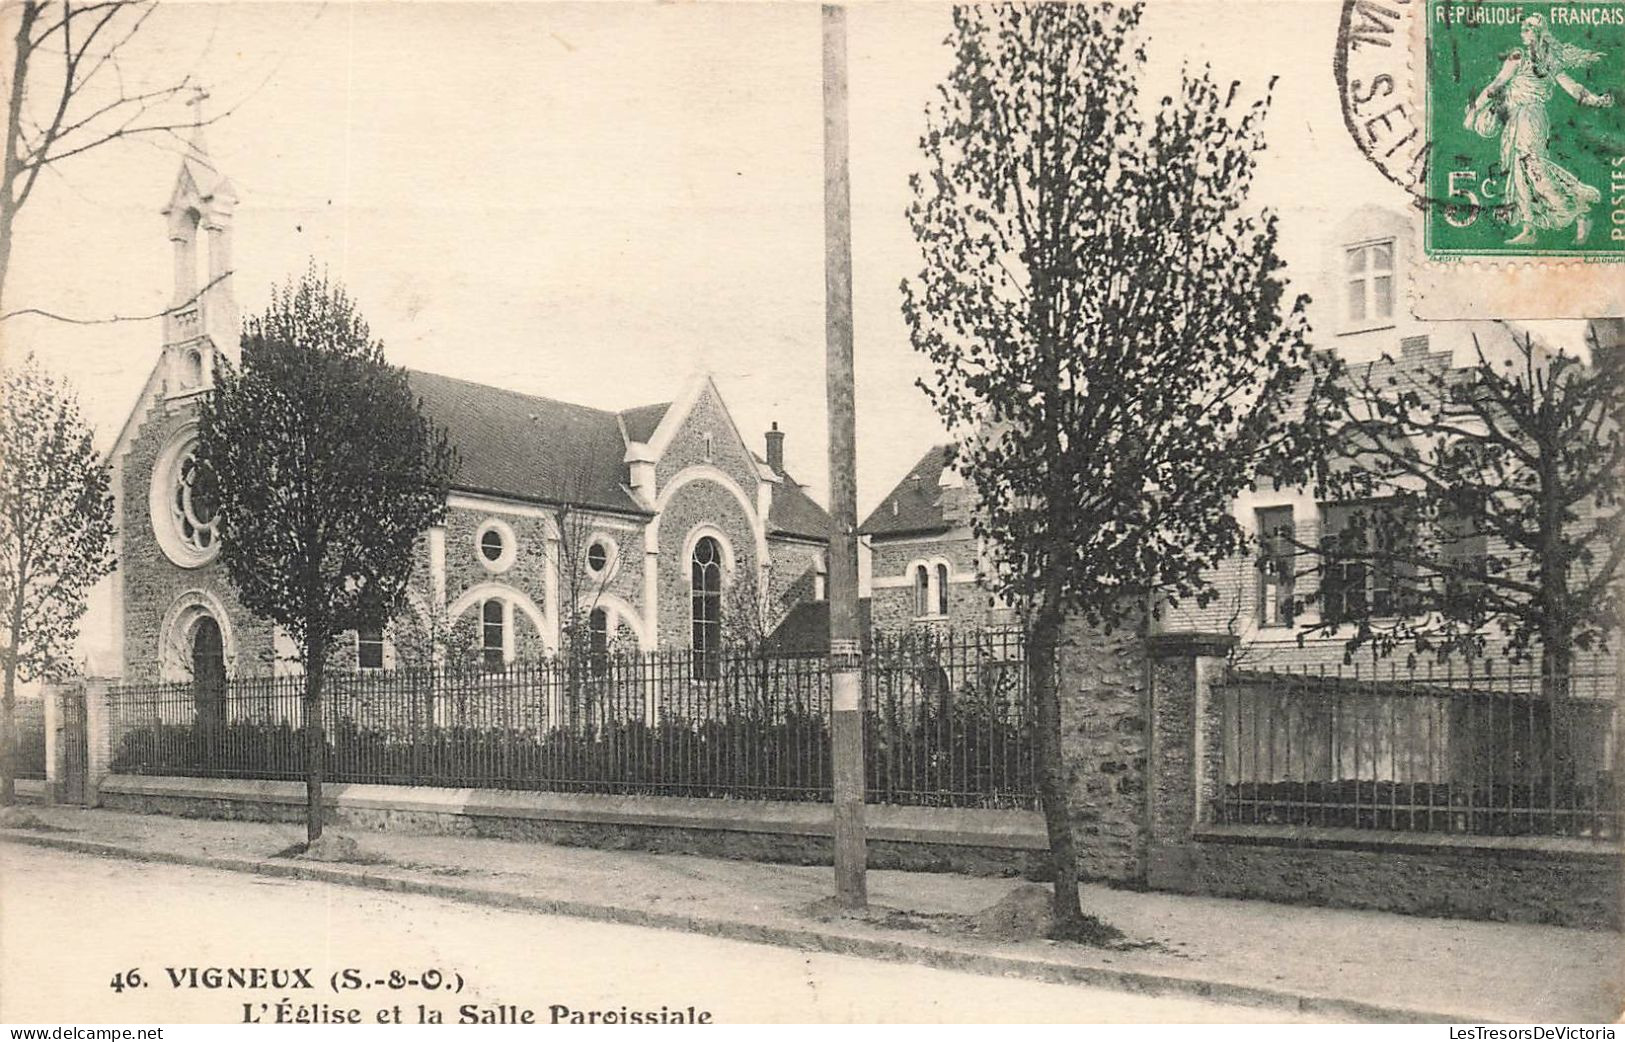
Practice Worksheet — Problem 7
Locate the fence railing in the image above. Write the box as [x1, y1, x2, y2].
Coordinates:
[107, 630, 1035, 810]
[14, 698, 45, 780]
[1217, 663, 1619, 840]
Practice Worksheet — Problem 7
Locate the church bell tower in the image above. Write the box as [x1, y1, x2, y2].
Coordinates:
[159, 89, 239, 398]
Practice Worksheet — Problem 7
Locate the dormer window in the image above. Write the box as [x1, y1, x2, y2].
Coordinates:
[1345, 240, 1394, 328]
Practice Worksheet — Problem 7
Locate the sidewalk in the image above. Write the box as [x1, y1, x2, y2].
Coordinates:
[2, 803, 1619, 1023]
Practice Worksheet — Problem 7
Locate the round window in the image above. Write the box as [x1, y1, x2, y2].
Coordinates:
[152, 432, 221, 567]
[587, 541, 608, 573]
[474, 518, 516, 574]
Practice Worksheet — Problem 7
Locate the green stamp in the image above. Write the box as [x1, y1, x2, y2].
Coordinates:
[1425, 3, 1625, 258]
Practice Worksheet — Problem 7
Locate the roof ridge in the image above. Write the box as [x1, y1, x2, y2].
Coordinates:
[406, 368, 624, 421]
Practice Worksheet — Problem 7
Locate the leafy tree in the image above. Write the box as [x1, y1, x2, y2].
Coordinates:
[0, 354, 114, 805]
[1292, 321, 1623, 687]
[196, 266, 455, 843]
[902, 1, 1310, 933]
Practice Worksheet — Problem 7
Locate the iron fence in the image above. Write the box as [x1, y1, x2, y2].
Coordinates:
[1217, 661, 1619, 840]
[14, 698, 45, 780]
[866, 628, 1032, 808]
[108, 630, 1035, 809]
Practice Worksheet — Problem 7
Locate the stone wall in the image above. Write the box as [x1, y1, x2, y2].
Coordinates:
[655, 479, 758, 649]
[765, 538, 823, 634]
[867, 533, 999, 633]
[97, 777, 1047, 876]
[1135, 630, 1621, 929]
[1056, 619, 1148, 883]
[118, 398, 276, 681]
[1168, 832, 1620, 928]
[654, 385, 760, 499]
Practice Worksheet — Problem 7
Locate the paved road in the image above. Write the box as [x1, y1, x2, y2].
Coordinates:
[0, 845, 1311, 1023]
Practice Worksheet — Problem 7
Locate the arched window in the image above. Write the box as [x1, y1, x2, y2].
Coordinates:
[589, 607, 609, 674]
[481, 599, 505, 670]
[192, 616, 226, 730]
[936, 563, 950, 618]
[913, 564, 930, 617]
[691, 536, 723, 675]
[183, 348, 205, 388]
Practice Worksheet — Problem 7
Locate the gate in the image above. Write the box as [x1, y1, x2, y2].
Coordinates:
[57, 685, 88, 805]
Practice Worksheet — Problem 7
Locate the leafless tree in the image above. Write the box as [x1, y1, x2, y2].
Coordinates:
[1, 1, 224, 313]
[543, 451, 620, 726]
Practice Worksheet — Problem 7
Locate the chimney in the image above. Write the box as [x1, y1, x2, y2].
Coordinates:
[765, 421, 785, 474]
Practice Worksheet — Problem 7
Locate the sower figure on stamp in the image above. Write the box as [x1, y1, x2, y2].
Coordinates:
[1463, 14, 1614, 245]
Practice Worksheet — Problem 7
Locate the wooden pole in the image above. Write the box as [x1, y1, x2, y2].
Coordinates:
[822, 1, 866, 908]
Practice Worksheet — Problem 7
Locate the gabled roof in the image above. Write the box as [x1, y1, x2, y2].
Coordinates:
[619, 402, 669, 445]
[406, 370, 835, 540]
[859, 444, 956, 538]
[407, 370, 649, 515]
[763, 463, 833, 542]
[763, 598, 873, 654]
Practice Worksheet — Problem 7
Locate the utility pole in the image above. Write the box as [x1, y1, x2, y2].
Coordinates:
[822, 1, 866, 908]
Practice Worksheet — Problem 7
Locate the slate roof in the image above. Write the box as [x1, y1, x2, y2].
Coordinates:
[407, 370, 648, 515]
[406, 369, 832, 542]
[763, 598, 873, 655]
[859, 444, 956, 538]
[620, 402, 670, 445]
[761, 460, 834, 542]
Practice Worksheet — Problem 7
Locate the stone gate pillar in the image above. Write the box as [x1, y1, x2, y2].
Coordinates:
[43, 682, 60, 804]
[1144, 632, 1235, 891]
[82, 677, 114, 806]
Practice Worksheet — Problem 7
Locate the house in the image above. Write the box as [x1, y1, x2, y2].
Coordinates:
[858, 445, 1013, 633]
[861, 206, 1616, 672]
[107, 133, 831, 683]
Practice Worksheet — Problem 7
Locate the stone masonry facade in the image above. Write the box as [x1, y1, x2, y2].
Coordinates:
[118, 369, 833, 682]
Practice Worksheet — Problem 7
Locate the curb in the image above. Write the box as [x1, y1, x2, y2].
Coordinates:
[0, 830, 1486, 1024]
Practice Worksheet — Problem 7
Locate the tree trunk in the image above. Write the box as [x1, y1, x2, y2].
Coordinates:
[0, 2, 39, 316]
[0, 652, 17, 807]
[302, 649, 325, 843]
[1536, 485, 1575, 806]
[1029, 598, 1082, 932]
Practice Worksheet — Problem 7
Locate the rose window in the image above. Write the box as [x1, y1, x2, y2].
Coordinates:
[171, 451, 220, 553]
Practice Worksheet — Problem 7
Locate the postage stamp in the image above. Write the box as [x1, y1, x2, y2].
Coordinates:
[1336, 0, 1625, 318]
[1425, 3, 1624, 259]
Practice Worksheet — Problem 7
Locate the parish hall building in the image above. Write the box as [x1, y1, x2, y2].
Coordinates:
[108, 134, 832, 685]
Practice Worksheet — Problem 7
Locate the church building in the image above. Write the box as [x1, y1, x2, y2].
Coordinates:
[108, 133, 832, 683]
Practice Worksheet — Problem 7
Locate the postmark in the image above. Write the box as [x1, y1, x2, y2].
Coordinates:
[1336, 0, 1625, 318]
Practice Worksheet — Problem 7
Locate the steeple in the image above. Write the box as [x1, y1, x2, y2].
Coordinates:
[160, 86, 239, 397]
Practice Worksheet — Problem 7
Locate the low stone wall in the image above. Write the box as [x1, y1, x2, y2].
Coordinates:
[1152, 826, 1622, 930]
[98, 776, 1049, 877]
[1140, 632, 1622, 930]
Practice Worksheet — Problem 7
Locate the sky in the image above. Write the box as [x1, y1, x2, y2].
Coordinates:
[4, 0, 1587, 519]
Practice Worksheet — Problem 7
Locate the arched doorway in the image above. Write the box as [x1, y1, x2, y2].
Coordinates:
[192, 616, 227, 735]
